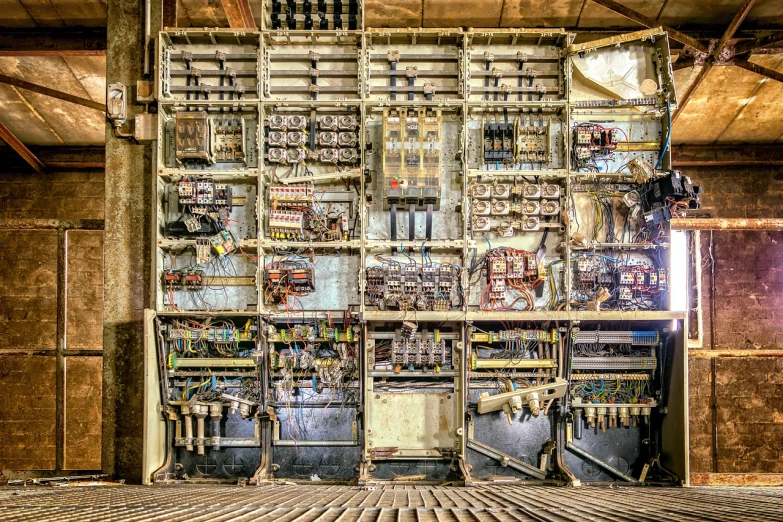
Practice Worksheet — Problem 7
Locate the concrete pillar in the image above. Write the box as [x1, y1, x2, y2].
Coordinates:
[103, 0, 153, 482]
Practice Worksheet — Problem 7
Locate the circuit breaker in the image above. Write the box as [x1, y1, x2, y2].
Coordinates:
[143, 15, 691, 488]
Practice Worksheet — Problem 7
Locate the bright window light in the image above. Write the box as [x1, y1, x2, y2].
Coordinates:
[670, 229, 687, 312]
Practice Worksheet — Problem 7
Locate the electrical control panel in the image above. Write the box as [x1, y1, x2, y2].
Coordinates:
[145, 22, 689, 488]
[160, 107, 259, 171]
[565, 325, 678, 484]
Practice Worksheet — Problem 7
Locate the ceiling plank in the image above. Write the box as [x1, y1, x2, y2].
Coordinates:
[0, 29, 105, 57]
[221, 0, 255, 28]
[0, 121, 45, 172]
[588, 0, 709, 53]
[672, 62, 712, 124]
[0, 73, 104, 112]
[732, 58, 783, 83]
[713, 0, 758, 61]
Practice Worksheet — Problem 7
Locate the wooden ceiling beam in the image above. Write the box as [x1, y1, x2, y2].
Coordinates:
[588, 0, 710, 53]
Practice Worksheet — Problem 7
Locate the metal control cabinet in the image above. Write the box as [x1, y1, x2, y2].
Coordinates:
[143, 8, 690, 487]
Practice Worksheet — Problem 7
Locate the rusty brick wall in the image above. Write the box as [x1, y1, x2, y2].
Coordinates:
[0, 356, 57, 470]
[66, 230, 104, 350]
[0, 171, 104, 221]
[0, 230, 58, 350]
[0, 169, 104, 476]
[684, 166, 783, 475]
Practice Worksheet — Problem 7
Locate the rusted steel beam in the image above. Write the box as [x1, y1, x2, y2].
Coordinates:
[0, 29, 106, 57]
[672, 56, 695, 70]
[734, 33, 783, 55]
[713, 0, 758, 61]
[3, 146, 106, 170]
[690, 473, 783, 486]
[671, 218, 783, 231]
[672, 144, 783, 166]
[588, 0, 709, 53]
[221, 0, 256, 28]
[0, 74, 105, 112]
[0, 219, 104, 230]
[689, 350, 783, 358]
[732, 58, 783, 84]
[162, 0, 178, 28]
[0, 122, 45, 172]
[672, 62, 713, 124]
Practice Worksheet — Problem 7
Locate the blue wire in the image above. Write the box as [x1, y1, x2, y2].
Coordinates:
[482, 234, 492, 251]
[400, 245, 414, 265]
[655, 101, 671, 169]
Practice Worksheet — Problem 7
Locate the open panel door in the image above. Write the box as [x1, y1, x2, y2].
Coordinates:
[568, 28, 677, 108]
[142, 309, 167, 485]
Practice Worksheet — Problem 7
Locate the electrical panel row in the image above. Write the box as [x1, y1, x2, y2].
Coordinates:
[145, 316, 685, 486]
[147, 25, 691, 488]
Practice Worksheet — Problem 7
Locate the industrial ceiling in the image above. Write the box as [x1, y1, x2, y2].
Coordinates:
[0, 0, 782, 148]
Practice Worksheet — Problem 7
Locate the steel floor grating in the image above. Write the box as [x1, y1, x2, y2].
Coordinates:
[2, 484, 783, 521]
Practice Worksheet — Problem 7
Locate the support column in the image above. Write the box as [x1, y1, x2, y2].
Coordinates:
[103, 0, 153, 482]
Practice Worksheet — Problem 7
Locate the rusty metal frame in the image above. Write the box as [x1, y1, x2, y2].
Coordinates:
[669, 0, 783, 123]
[588, 0, 709, 53]
[0, 29, 106, 57]
[0, 74, 105, 112]
[732, 58, 783, 84]
[734, 33, 783, 55]
[0, 121, 45, 172]
[712, 0, 758, 61]
[671, 218, 783, 231]
[2, 145, 106, 172]
[671, 144, 783, 166]
[162, 0, 178, 28]
[221, 0, 256, 28]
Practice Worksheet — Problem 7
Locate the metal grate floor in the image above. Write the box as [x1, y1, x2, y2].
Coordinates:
[2, 484, 783, 521]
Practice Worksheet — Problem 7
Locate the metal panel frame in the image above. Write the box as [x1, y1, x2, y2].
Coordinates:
[145, 17, 689, 486]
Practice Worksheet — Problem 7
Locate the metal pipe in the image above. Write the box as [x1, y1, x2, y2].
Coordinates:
[144, 0, 150, 75]
[670, 218, 783, 231]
